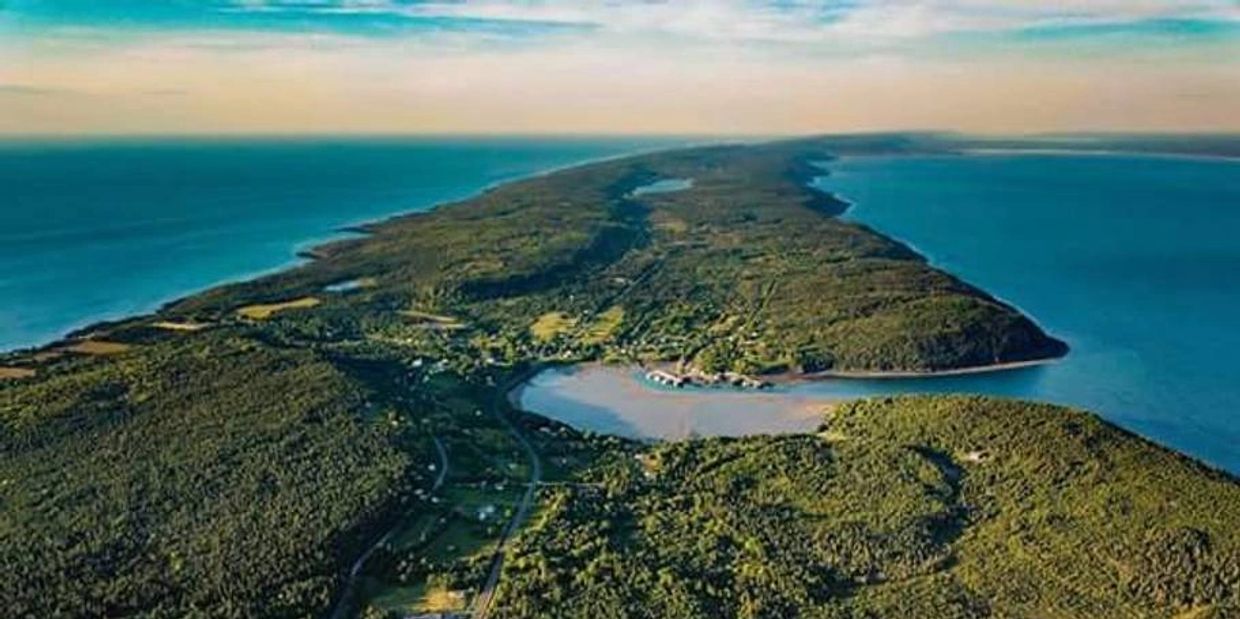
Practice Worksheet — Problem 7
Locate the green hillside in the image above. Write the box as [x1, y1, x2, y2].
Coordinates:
[493, 396, 1240, 618]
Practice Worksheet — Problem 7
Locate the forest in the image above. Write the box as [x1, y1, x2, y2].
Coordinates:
[491, 396, 1240, 618]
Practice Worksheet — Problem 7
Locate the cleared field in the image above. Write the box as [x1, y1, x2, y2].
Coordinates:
[63, 340, 132, 355]
[373, 583, 468, 616]
[0, 367, 36, 379]
[151, 320, 210, 332]
[530, 312, 576, 342]
[420, 586, 469, 612]
[235, 297, 321, 320]
[400, 309, 466, 329]
[582, 306, 625, 344]
[425, 518, 495, 561]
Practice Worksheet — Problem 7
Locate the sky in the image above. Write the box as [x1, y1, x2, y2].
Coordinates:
[1, 1, 1237, 135]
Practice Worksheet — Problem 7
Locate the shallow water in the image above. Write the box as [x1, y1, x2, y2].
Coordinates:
[0, 136, 688, 352]
[516, 365, 830, 440]
[519, 153, 1240, 473]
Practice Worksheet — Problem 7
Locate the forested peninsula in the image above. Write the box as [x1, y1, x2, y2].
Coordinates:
[1, 135, 1235, 619]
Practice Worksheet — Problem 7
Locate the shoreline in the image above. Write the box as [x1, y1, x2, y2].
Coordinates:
[811, 157, 1068, 354]
[0, 139, 708, 357]
[781, 356, 1059, 382]
[534, 353, 1062, 396]
[959, 147, 1240, 162]
[7, 138, 1209, 357]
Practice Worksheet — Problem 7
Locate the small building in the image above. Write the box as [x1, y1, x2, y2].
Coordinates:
[646, 370, 686, 387]
[477, 504, 498, 521]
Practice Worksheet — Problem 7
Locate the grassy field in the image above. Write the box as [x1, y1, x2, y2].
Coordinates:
[582, 306, 625, 344]
[530, 312, 576, 342]
[151, 320, 211, 332]
[236, 296, 322, 319]
[61, 339, 132, 355]
[0, 366, 36, 379]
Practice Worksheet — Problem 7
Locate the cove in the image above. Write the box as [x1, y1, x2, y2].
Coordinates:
[518, 153, 1240, 474]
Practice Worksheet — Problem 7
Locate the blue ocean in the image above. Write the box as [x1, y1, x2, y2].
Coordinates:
[0, 137, 686, 351]
[805, 153, 1240, 472]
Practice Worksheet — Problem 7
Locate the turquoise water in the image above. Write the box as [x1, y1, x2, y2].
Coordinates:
[521, 153, 1240, 473]
[0, 137, 686, 351]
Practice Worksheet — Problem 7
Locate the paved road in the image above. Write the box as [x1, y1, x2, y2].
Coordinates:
[470, 375, 544, 619]
[329, 435, 449, 619]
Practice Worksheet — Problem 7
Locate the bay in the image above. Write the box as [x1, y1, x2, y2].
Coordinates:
[520, 153, 1240, 473]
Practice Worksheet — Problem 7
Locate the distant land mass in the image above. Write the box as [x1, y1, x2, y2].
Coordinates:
[1, 134, 1236, 618]
[163, 135, 1070, 375]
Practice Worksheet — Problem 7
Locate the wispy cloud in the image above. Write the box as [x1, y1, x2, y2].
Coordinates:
[9, 1, 1234, 44]
[1, 1, 1236, 135]
[218, 0, 1239, 42]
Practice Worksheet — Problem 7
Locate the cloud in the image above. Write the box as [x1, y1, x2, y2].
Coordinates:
[218, 0, 1240, 42]
[2, 1, 1235, 135]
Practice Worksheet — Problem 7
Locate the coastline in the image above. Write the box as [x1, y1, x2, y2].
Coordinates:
[8, 138, 1063, 381]
[782, 356, 1060, 382]
[9, 134, 1240, 616]
[11, 137, 1207, 357]
[0, 139, 705, 356]
[559, 353, 1063, 396]
[959, 147, 1240, 162]
[811, 156, 1069, 355]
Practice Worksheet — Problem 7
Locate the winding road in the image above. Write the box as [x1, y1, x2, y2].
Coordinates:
[329, 435, 449, 619]
[470, 374, 544, 618]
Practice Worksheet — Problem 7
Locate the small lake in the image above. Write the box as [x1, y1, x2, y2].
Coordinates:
[630, 178, 693, 196]
[518, 153, 1240, 474]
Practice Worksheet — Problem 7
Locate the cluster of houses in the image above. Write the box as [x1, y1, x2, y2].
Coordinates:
[645, 369, 688, 387]
[644, 368, 769, 390]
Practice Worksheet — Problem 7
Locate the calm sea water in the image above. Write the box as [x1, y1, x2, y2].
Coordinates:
[0, 137, 686, 351]
[521, 153, 1240, 473]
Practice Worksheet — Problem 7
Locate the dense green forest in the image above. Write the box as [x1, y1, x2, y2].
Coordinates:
[0, 135, 1233, 618]
[0, 329, 420, 617]
[492, 396, 1240, 619]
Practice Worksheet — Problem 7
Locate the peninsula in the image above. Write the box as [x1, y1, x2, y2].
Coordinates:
[1, 135, 1235, 619]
